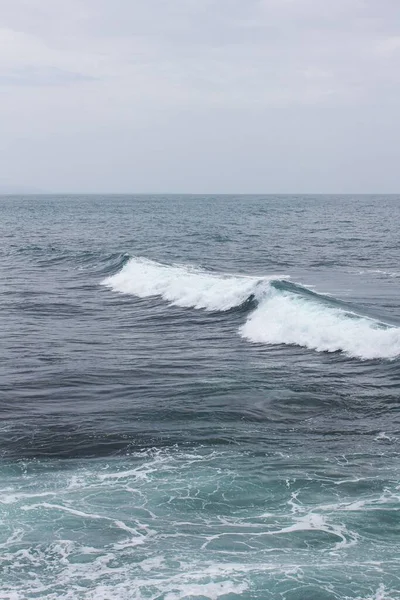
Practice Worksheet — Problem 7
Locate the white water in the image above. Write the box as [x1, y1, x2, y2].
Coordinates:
[1, 448, 399, 600]
[102, 257, 268, 311]
[240, 290, 400, 360]
[103, 258, 400, 360]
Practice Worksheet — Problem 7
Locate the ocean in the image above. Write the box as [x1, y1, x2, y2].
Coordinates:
[1, 194, 399, 600]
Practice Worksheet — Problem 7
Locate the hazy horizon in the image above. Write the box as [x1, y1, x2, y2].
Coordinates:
[1, 0, 400, 194]
[2, 189, 400, 196]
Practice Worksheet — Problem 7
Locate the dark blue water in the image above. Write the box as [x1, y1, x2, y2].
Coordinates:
[1, 195, 400, 600]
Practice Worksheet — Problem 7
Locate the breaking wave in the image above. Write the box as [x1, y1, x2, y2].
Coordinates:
[102, 257, 271, 311]
[102, 258, 400, 360]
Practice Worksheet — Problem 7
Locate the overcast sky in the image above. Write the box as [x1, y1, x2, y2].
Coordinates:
[1, 0, 400, 193]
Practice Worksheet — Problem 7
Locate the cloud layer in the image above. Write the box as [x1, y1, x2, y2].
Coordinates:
[1, 0, 400, 192]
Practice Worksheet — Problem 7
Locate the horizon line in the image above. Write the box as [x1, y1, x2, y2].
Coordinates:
[1, 192, 400, 196]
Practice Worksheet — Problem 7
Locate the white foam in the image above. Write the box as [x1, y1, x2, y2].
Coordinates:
[240, 288, 400, 360]
[164, 581, 249, 600]
[355, 584, 396, 600]
[358, 269, 400, 279]
[375, 431, 396, 442]
[102, 257, 266, 311]
[104, 257, 400, 359]
[269, 512, 357, 550]
[0, 491, 55, 505]
[22, 502, 147, 546]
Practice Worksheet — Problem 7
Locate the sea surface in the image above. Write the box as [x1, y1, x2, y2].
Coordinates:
[1, 194, 400, 600]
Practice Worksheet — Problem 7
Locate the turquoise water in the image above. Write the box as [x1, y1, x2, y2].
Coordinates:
[1, 195, 400, 599]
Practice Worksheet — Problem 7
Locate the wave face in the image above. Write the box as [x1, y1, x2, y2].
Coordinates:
[103, 258, 400, 360]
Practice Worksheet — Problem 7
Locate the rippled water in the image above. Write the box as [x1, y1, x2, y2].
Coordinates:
[1, 195, 400, 599]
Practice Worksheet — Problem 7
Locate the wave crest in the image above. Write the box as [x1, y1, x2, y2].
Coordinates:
[102, 257, 272, 311]
[103, 258, 400, 360]
[240, 290, 400, 360]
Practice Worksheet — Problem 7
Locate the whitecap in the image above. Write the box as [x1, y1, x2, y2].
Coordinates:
[103, 257, 400, 360]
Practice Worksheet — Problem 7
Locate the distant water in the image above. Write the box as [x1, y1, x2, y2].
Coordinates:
[1, 194, 400, 600]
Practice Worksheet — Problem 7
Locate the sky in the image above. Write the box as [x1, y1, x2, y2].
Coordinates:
[1, 0, 400, 193]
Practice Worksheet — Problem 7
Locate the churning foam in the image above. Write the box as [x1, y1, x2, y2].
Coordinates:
[102, 257, 267, 311]
[240, 289, 400, 360]
[103, 257, 400, 360]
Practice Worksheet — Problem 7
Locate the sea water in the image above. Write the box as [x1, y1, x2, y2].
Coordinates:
[0, 194, 399, 599]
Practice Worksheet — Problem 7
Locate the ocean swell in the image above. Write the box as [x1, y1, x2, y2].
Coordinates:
[102, 258, 400, 360]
